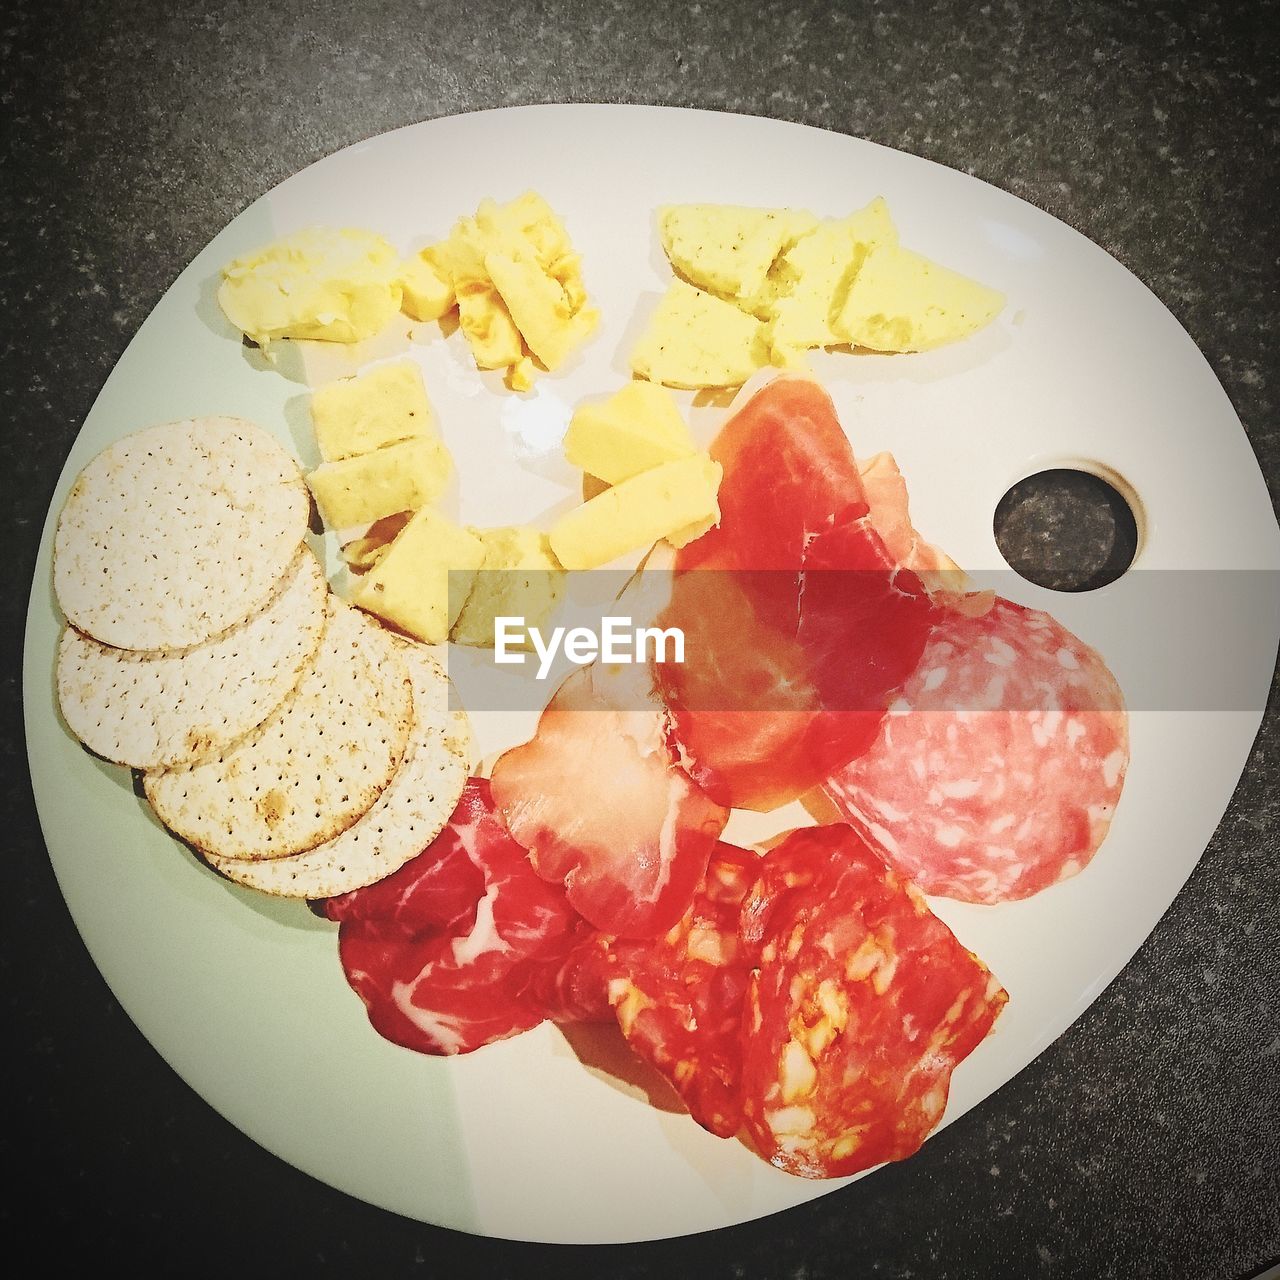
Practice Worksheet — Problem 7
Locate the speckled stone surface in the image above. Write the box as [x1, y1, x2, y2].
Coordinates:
[4, 1, 1277, 1275]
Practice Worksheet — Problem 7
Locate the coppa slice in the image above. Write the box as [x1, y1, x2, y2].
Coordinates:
[655, 373, 939, 811]
[144, 600, 413, 861]
[324, 779, 581, 1055]
[56, 548, 327, 770]
[205, 645, 471, 898]
[739, 826, 1007, 1178]
[824, 599, 1129, 903]
[490, 662, 729, 937]
[53, 417, 309, 651]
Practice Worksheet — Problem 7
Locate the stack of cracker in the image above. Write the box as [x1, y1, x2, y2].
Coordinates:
[53, 416, 470, 898]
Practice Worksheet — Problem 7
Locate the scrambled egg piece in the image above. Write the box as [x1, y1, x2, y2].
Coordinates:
[218, 227, 403, 347]
[306, 436, 452, 531]
[835, 244, 1005, 352]
[630, 280, 769, 389]
[563, 381, 696, 485]
[434, 222, 526, 370]
[549, 453, 722, 570]
[450, 525, 565, 649]
[433, 192, 598, 387]
[354, 508, 486, 644]
[659, 205, 816, 300]
[310, 361, 436, 462]
[399, 247, 455, 322]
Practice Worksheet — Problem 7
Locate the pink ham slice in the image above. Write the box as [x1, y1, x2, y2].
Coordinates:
[824, 598, 1129, 903]
[323, 779, 581, 1055]
[490, 662, 729, 938]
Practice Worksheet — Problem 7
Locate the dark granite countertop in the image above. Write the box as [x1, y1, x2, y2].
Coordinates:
[4, 1, 1277, 1275]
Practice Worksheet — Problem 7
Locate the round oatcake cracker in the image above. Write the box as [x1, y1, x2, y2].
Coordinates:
[53, 417, 310, 651]
[56, 548, 328, 770]
[143, 599, 413, 860]
[206, 645, 472, 898]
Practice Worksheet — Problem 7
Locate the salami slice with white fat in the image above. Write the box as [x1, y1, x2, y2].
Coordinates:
[739, 825, 1007, 1178]
[824, 598, 1128, 903]
[323, 779, 580, 1056]
[606, 842, 760, 1138]
[532, 843, 761, 1137]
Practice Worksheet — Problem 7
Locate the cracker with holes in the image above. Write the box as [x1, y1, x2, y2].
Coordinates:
[207, 645, 471, 898]
[56, 549, 328, 770]
[144, 600, 414, 860]
[53, 417, 310, 651]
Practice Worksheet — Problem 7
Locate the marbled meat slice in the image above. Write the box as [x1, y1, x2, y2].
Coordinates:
[323, 779, 580, 1055]
[739, 825, 1007, 1178]
[823, 598, 1128, 903]
[490, 662, 729, 938]
[323, 806, 485, 941]
[655, 373, 939, 811]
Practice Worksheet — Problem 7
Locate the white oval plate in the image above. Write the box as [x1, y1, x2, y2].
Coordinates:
[23, 105, 1280, 1244]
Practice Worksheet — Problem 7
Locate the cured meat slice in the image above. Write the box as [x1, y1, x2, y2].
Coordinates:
[322, 821, 484, 939]
[857, 451, 960, 582]
[823, 598, 1129, 903]
[531, 919, 618, 1025]
[655, 373, 939, 811]
[607, 842, 761, 1138]
[324, 779, 580, 1055]
[857, 451, 994, 617]
[490, 662, 729, 938]
[679, 372, 865, 575]
[739, 825, 1007, 1178]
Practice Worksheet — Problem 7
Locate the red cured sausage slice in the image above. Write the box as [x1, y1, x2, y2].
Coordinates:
[607, 842, 761, 1138]
[739, 825, 1007, 1178]
[490, 663, 729, 938]
[324, 780, 580, 1056]
[823, 598, 1129, 903]
[655, 374, 939, 812]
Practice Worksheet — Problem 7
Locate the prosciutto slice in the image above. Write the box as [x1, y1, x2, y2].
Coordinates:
[654, 374, 940, 811]
[490, 662, 729, 938]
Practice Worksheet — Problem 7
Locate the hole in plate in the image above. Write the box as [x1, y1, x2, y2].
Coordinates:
[994, 467, 1139, 592]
